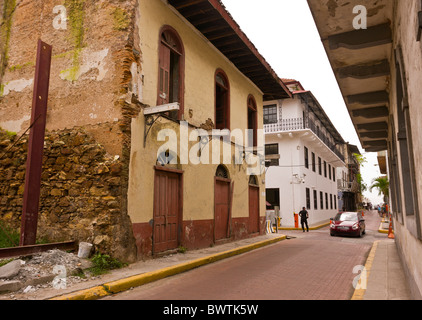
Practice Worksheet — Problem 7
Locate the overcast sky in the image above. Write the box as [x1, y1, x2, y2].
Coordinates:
[221, 0, 384, 205]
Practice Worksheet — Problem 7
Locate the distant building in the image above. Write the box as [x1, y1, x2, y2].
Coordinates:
[264, 80, 345, 227]
[337, 143, 361, 212]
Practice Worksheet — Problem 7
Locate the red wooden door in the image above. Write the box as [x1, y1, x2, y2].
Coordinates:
[153, 170, 180, 253]
[214, 178, 230, 241]
[248, 185, 260, 234]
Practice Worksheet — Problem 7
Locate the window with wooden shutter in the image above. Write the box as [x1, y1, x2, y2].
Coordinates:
[157, 26, 184, 120]
[158, 43, 171, 106]
[215, 70, 230, 130]
[247, 95, 257, 148]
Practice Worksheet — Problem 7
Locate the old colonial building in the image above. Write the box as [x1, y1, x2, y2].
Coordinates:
[337, 143, 361, 212]
[264, 79, 345, 227]
[128, 0, 291, 257]
[0, 0, 290, 261]
[308, 0, 422, 299]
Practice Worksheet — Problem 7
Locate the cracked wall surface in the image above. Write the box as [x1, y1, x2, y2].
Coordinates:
[0, 0, 142, 262]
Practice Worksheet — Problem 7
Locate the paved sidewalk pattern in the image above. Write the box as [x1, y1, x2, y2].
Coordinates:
[353, 239, 412, 300]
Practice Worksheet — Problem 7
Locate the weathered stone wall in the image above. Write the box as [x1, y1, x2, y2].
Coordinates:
[0, 0, 143, 262]
[0, 127, 137, 262]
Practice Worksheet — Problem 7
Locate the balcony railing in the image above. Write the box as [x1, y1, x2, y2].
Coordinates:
[337, 179, 359, 193]
[264, 118, 304, 133]
[264, 117, 345, 162]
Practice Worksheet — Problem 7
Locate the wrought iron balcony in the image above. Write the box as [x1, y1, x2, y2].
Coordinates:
[337, 179, 359, 193]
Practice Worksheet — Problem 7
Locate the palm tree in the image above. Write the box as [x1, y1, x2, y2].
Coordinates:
[370, 176, 389, 202]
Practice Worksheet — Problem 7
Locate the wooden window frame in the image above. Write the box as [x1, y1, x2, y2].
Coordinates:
[157, 25, 185, 120]
[215, 69, 230, 130]
[263, 104, 277, 125]
[247, 94, 258, 148]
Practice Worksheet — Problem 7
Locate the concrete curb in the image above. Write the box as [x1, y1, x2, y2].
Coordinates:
[351, 240, 379, 300]
[50, 235, 287, 300]
[378, 222, 392, 234]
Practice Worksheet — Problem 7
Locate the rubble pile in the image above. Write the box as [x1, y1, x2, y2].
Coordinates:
[0, 249, 93, 296]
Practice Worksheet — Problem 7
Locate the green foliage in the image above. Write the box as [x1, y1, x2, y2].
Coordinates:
[0, 258, 14, 267]
[0, 221, 19, 248]
[356, 172, 367, 193]
[370, 176, 389, 200]
[353, 153, 367, 167]
[178, 245, 187, 254]
[88, 252, 127, 276]
[353, 153, 367, 194]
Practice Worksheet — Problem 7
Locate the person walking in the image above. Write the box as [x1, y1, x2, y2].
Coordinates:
[299, 207, 309, 232]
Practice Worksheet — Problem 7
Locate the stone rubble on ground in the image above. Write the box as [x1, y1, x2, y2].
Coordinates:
[0, 249, 96, 299]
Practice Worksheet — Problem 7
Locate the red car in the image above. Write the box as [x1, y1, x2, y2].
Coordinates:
[330, 212, 366, 237]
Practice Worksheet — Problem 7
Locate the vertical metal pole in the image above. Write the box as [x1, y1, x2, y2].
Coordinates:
[20, 40, 52, 246]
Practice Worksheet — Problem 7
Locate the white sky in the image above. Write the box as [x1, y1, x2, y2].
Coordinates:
[220, 0, 384, 205]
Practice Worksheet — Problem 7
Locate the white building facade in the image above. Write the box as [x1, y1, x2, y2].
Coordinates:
[264, 81, 346, 228]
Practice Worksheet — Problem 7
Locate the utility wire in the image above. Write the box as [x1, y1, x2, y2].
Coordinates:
[0, 113, 42, 161]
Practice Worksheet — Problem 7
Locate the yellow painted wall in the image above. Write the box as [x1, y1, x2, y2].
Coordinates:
[128, 0, 265, 225]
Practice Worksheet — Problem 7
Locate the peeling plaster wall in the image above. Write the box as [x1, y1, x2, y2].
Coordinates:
[0, 0, 143, 150]
[0, 0, 143, 261]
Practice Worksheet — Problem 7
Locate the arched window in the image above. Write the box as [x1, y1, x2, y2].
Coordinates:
[157, 150, 176, 166]
[247, 95, 257, 148]
[215, 165, 230, 179]
[215, 70, 230, 130]
[249, 175, 258, 186]
[158, 26, 184, 120]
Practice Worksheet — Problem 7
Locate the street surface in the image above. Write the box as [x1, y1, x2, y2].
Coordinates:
[104, 210, 385, 300]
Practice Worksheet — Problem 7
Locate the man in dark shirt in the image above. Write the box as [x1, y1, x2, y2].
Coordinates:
[299, 207, 309, 232]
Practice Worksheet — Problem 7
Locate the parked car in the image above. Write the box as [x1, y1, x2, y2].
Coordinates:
[330, 212, 366, 237]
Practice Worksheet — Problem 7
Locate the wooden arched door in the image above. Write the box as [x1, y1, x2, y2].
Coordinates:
[214, 165, 231, 241]
[248, 175, 260, 234]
